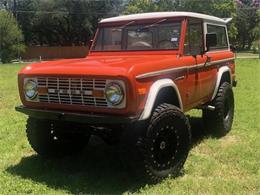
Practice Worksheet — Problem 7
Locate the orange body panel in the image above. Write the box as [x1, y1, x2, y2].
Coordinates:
[18, 16, 235, 119]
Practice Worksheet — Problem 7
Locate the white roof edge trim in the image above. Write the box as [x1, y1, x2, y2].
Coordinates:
[223, 18, 232, 23]
[100, 12, 228, 25]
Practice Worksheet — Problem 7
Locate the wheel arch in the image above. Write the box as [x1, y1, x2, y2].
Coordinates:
[211, 66, 232, 101]
[139, 79, 183, 120]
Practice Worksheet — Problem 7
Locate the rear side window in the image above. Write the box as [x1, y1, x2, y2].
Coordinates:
[207, 24, 228, 50]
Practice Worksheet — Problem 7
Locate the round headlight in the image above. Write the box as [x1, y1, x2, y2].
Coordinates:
[24, 80, 37, 99]
[105, 82, 124, 105]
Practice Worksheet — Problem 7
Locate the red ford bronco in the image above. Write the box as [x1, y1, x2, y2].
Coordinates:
[16, 12, 236, 181]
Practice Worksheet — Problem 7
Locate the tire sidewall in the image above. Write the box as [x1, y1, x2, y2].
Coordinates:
[203, 82, 235, 136]
[222, 85, 234, 132]
[143, 104, 191, 181]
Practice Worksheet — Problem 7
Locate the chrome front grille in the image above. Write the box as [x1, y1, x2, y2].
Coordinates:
[37, 77, 108, 107]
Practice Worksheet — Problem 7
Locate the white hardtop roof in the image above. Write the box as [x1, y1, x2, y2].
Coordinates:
[100, 12, 231, 25]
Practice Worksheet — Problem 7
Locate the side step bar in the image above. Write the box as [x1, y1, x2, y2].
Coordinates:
[197, 105, 215, 111]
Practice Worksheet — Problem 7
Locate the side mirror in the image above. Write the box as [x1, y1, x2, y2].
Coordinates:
[88, 40, 93, 49]
[206, 33, 217, 51]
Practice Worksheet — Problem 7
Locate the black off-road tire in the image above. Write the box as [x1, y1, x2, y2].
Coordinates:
[26, 117, 90, 157]
[120, 104, 191, 182]
[203, 82, 234, 137]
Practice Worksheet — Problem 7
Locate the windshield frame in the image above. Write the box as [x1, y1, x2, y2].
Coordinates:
[90, 18, 184, 53]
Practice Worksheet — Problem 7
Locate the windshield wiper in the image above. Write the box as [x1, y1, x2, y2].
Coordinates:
[118, 18, 167, 30]
[119, 20, 136, 29]
[143, 18, 168, 28]
[136, 18, 168, 32]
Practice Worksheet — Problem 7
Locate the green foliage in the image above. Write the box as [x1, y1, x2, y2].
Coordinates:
[251, 41, 259, 53]
[13, 0, 122, 46]
[124, 0, 180, 14]
[123, 0, 156, 14]
[123, 0, 180, 14]
[124, 0, 238, 41]
[251, 10, 260, 42]
[235, 1, 260, 49]
[0, 10, 25, 63]
[1, 0, 258, 51]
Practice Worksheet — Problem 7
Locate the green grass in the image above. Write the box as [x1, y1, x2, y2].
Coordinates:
[0, 59, 260, 194]
[235, 51, 259, 58]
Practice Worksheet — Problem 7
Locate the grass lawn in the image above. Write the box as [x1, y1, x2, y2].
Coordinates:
[0, 59, 259, 194]
[235, 51, 259, 59]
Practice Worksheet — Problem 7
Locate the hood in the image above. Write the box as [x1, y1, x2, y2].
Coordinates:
[19, 54, 180, 78]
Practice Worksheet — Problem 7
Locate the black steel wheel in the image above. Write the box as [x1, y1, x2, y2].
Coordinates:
[143, 104, 191, 181]
[119, 103, 191, 182]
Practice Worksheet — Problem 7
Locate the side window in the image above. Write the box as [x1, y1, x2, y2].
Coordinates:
[184, 20, 203, 55]
[207, 24, 228, 50]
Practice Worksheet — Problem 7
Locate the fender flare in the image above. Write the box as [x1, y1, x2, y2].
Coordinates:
[139, 78, 183, 120]
[211, 66, 232, 101]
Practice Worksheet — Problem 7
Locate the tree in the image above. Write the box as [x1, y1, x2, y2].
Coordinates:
[235, 0, 260, 49]
[252, 9, 260, 41]
[0, 10, 25, 63]
[9, 0, 123, 46]
[124, 0, 180, 14]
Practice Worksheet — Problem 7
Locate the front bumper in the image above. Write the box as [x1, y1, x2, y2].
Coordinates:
[15, 106, 138, 124]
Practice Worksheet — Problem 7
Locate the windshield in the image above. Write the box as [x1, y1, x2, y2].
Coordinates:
[92, 21, 182, 51]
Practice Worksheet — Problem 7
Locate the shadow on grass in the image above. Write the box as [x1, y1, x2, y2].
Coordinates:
[6, 116, 210, 194]
[189, 116, 211, 147]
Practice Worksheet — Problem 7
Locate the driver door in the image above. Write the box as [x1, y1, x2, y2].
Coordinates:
[183, 19, 204, 107]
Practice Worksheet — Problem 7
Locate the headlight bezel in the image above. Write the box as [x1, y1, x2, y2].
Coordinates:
[105, 81, 124, 106]
[23, 78, 38, 100]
